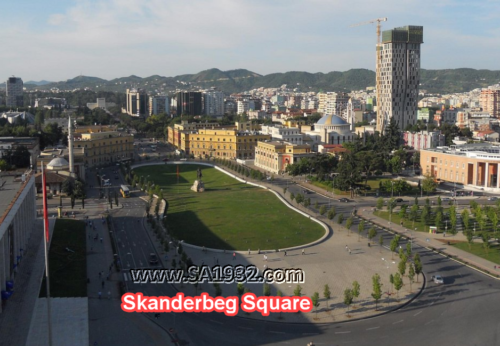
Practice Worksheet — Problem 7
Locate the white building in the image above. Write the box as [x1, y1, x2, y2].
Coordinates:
[261, 125, 304, 144]
[6, 77, 23, 107]
[403, 130, 445, 150]
[305, 114, 355, 151]
[237, 99, 255, 114]
[86, 98, 117, 110]
[203, 90, 224, 116]
[149, 96, 169, 115]
[377, 26, 423, 132]
[1, 111, 34, 124]
[0, 173, 36, 313]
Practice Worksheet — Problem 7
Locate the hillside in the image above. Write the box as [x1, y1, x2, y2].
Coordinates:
[22, 68, 500, 95]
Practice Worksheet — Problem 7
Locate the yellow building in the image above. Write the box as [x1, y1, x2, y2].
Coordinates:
[255, 141, 313, 174]
[73, 131, 134, 167]
[189, 127, 270, 159]
[420, 143, 500, 190]
[167, 121, 221, 148]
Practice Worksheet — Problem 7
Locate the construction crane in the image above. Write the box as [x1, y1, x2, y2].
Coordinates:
[350, 17, 388, 44]
[350, 17, 388, 132]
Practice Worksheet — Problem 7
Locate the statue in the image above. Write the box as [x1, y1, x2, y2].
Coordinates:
[191, 167, 205, 192]
[197, 168, 203, 180]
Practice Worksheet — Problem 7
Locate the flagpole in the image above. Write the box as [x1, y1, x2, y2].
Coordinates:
[41, 163, 54, 346]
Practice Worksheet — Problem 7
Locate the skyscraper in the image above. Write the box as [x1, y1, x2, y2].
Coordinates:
[126, 89, 148, 117]
[149, 95, 169, 116]
[176, 92, 202, 116]
[376, 26, 423, 132]
[480, 89, 500, 117]
[203, 89, 224, 116]
[6, 77, 24, 107]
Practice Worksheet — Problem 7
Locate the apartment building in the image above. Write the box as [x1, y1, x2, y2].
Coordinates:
[480, 89, 500, 117]
[6, 77, 24, 107]
[126, 89, 148, 117]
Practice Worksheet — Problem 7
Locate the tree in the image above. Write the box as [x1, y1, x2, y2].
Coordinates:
[398, 259, 407, 277]
[410, 204, 419, 228]
[368, 227, 377, 244]
[293, 285, 302, 297]
[319, 205, 326, 216]
[283, 187, 287, 195]
[343, 288, 354, 315]
[379, 235, 384, 251]
[335, 152, 362, 197]
[393, 273, 403, 301]
[389, 274, 394, 294]
[406, 242, 412, 258]
[465, 230, 474, 250]
[481, 232, 491, 254]
[263, 283, 271, 297]
[314, 201, 319, 209]
[59, 195, 63, 207]
[295, 193, 304, 205]
[390, 235, 400, 259]
[0, 159, 8, 171]
[376, 197, 384, 210]
[81, 198, 85, 209]
[346, 217, 353, 235]
[323, 284, 331, 311]
[337, 213, 344, 225]
[352, 281, 360, 305]
[327, 207, 336, 222]
[357, 220, 365, 241]
[62, 179, 74, 196]
[276, 290, 284, 319]
[311, 292, 320, 318]
[214, 283, 222, 296]
[114, 191, 119, 207]
[408, 264, 415, 292]
[237, 282, 245, 299]
[304, 198, 311, 208]
[290, 192, 295, 201]
[372, 273, 382, 310]
[422, 174, 437, 194]
[413, 253, 422, 282]
[71, 195, 75, 209]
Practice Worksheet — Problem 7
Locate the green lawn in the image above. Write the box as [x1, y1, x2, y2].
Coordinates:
[134, 164, 324, 250]
[451, 241, 500, 265]
[40, 219, 87, 298]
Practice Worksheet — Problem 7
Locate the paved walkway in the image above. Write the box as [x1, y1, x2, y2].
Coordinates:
[144, 163, 423, 323]
[357, 208, 500, 278]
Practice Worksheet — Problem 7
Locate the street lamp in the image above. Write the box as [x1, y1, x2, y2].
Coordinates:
[391, 181, 395, 198]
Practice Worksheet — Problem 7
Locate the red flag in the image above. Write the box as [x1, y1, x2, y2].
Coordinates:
[177, 165, 179, 178]
[42, 164, 50, 242]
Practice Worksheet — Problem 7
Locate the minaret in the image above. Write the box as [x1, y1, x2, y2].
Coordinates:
[68, 116, 75, 177]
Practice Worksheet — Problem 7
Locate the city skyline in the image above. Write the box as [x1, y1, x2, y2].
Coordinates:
[1, 0, 499, 81]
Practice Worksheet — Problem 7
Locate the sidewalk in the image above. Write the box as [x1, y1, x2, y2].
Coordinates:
[357, 208, 500, 278]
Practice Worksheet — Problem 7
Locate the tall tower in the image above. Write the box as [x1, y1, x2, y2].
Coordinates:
[68, 116, 75, 177]
[6, 77, 24, 107]
[376, 26, 423, 133]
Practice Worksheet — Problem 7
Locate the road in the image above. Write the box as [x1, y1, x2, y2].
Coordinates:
[99, 165, 500, 346]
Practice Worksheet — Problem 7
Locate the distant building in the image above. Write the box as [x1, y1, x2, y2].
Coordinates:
[255, 141, 313, 174]
[403, 130, 445, 150]
[149, 96, 169, 116]
[377, 26, 423, 132]
[72, 130, 134, 167]
[261, 125, 304, 144]
[304, 114, 355, 151]
[0, 172, 36, 313]
[35, 97, 66, 109]
[167, 120, 221, 150]
[176, 92, 202, 116]
[203, 90, 224, 116]
[0, 137, 40, 169]
[317, 92, 349, 115]
[87, 98, 116, 111]
[480, 89, 500, 117]
[126, 89, 148, 117]
[0, 111, 34, 125]
[6, 77, 24, 107]
[224, 100, 237, 115]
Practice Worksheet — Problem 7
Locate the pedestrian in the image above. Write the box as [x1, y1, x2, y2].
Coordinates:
[99, 271, 102, 278]
[107, 291, 111, 300]
[302, 249, 305, 255]
[101, 280, 105, 288]
[284, 251, 287, 256]
[248, 248, 251, 255]
[100, 237, 103, 243]
[232, 252, 236, 260]
[345, 245, 348, 251]
[349, 249, 351, 255]
[98, 291, 102, 299]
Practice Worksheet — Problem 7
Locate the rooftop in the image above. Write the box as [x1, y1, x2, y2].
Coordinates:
[0, 172, 33, 228]
[424, 143, 500, 159]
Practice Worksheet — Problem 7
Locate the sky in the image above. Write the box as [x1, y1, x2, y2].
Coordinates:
[1, 0, 499, 82]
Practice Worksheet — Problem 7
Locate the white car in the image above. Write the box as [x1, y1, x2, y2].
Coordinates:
[432, 275, 444, 284]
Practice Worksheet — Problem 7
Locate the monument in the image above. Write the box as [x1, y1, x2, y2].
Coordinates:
[191, 167, 205, 192]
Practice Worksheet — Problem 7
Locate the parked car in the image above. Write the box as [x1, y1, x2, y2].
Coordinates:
[338, 198, 350, 203]
[395, 198, 407, 203]
[114, 175, 119, 180]
[488, 196, 498, 201]
[149, 253, 159, 265]
[432, 275, 444, 284]
[442, 197, 451, 201]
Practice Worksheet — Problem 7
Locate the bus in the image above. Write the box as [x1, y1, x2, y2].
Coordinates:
[120, 185, 130, 198]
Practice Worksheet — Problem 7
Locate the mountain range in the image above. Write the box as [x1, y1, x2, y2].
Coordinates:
[11, 68, 500, 95]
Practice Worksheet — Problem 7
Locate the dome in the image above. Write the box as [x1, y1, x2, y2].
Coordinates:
[316, 114, 348, 126]
[47, 157, 69, 170]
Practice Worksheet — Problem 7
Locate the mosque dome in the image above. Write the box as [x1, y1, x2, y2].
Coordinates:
[316, 114, 348, 126]
[47, 157, 69, 171]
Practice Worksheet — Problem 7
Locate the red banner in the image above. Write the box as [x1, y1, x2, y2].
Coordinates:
[42, 165, 50, 243]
